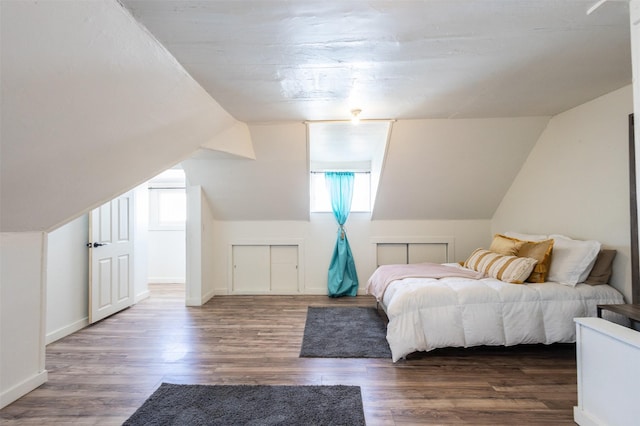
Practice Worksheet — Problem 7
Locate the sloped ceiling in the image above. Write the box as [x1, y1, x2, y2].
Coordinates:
[183, 123, 309, 221]
[372, 118, 550, 219]
[182, 117, 549, 221]
[0, 0, 248, 232]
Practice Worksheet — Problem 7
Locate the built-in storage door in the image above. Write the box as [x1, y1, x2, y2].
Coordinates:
[270, 245, 298, 293]
[376, 244, 408, 266]
[408, 243, 448, 264]
[376, 240, 452, 266]
[232, 244, 299, 294]
[232, 245, 270, 293]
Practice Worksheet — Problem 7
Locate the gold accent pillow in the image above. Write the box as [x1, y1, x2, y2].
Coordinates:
[489, 234, 525, 256]
[490, 234, 554, 283]
[518, 238, 554, 283]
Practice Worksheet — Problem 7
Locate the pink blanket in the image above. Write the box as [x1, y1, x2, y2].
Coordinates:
[366, 263, 486, 301]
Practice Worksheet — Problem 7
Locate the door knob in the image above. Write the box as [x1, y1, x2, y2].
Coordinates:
[86, 242, 108, 248]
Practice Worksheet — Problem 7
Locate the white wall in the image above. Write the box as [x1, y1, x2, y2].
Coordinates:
[493, 85, 634, 300]
[185, 185, 216, 305]
[134, 184, 150, 302]
[45, 215, 89, 344]
[210, 215, 491, 295]
[0, 232, 48, 409]
[148, 231, 185, 283]
[201, 192, 216, 299]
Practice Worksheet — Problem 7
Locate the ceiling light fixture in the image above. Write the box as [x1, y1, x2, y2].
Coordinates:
[351, 109, 362, 125]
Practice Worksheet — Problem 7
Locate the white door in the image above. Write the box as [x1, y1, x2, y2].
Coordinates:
[88, 192, 134, 323]
[376, 243, 408, 266]
[232, 245, 270, 294]
[270, 245, 299, 293]
[408, 243, 448, 264]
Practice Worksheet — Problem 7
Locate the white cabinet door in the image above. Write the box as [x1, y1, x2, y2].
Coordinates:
[377, 242, 449, 266]
[376, 243, 408, 266]
[408, 243, 448, 264]
[232, 245, 270, 293]
[270, 245, 298, 293]
[231, 245, 299, 294]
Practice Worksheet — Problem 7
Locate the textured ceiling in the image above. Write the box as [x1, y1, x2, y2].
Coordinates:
[123, 0, 631, 123]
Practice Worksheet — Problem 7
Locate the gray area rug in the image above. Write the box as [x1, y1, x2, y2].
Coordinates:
[124, 383, 365, 426]
[300, 306, 391, 358]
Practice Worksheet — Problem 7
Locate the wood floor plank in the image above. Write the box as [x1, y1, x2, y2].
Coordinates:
[0, 283, 579, 425]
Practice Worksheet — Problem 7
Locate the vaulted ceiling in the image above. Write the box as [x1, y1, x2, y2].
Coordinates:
[121, 0, 631, 221]
[0, 1, 633, 231]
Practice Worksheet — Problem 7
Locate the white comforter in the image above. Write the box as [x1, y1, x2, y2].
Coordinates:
[379, 265, 625, 362]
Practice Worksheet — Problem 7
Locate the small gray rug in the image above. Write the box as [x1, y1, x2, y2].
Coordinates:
[300, 306, 391, 358]
[124, 383, 365, 426]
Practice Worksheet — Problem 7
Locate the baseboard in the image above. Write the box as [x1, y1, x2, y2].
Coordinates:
[45, 318, 89, 345]
[573, 406, 602, 426]
[214, 286, 364, 296]
[185, 296, 201, 306]
[201, 289, 214, 304]
[0, 370, 48, 409]
[185, 288, 215, 306]
[148, 277, 185, 284]
[301, 287, 330, 295]
[135, 290, 150, 304]
[211, 287, 367, 297]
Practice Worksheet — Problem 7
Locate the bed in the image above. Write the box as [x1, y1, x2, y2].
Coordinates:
[366, 232, 626, 362]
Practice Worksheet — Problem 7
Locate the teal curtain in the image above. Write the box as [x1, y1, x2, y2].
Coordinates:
[325, 172, 359, 297]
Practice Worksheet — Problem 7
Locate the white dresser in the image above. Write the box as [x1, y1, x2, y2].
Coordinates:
[574, 317, 640, 426]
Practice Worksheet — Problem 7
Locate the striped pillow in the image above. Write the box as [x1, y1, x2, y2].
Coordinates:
[464, 248, 538, 284]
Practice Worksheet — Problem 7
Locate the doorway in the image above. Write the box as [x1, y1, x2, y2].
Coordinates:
[146, 168, 187, 298]
[44, 167, 189, 344]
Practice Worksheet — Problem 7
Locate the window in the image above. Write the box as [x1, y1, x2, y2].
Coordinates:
[148, 168, 186, 230]
[307, 120, 391, 214]
[310, 171, 371, 213]
[149, 189, 186, 230]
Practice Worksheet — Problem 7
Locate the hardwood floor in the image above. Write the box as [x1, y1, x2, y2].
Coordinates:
[1, 284, 579, 425]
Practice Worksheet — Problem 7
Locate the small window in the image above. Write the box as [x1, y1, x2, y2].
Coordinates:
[148, 169, 186, 230]
[149, 188, 186, 230]
[310, 171, 371, 213]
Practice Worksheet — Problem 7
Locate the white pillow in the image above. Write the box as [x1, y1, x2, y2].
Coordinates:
[503, 231, 548, 242]
[546, 234, 601, 286]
